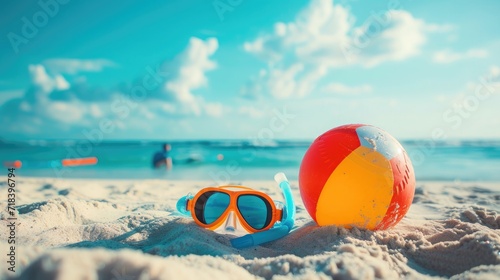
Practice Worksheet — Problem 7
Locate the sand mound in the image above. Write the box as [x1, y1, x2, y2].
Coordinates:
[1, 179, 499, 279]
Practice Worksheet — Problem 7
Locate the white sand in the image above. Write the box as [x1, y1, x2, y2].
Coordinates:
[1, 178, 499, 279]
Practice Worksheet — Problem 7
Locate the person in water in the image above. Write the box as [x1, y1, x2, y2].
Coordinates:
[152, 143, 173, 169]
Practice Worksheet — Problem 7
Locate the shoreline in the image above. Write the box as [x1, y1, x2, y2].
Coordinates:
[5, 175, 500, 183]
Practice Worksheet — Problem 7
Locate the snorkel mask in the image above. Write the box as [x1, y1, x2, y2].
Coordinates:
[176, 172, 295, 249]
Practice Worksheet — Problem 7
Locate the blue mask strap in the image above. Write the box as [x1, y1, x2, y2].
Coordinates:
[176, 195, 193, 216]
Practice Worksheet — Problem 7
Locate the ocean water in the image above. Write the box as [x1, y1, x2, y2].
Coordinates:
[1, 139, 500, 182]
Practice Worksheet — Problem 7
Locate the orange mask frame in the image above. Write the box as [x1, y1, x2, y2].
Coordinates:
[184, 186, 283, 233]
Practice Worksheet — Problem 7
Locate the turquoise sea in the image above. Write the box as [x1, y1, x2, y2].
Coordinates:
[1, 139, 500, 182]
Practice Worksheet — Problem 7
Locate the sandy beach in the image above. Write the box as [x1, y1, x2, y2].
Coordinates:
[1, 177, 499, 279]
[2, 0, 499, 278]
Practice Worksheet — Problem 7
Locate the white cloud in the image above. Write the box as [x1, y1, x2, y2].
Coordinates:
[435, 65, 500, 138]
[0, 37, 226, 137]
[490, 66, 500, 78]
[242, 64, 327, 99]
[29, 64, 70, 94]
[321, 83, 372, 95]
[137, 106, 156, 120]
[352, 10, 428, 67]
[89, 104, 103, 118]
[242, 0, 450, 99]
[0, 90, 24, 106]
[267, 64, 305, 99]
[268, 64, 326, 99]
[0, 65, 91, 136]
[240, 69, 267, 99]
[438, 66, 500, 105]
[45, 101, 85, 123]
[20, 101, 31, 112]
[244, 0, 353, 67]
[433, 49, 488, 64]
[483, 65, 500, 90]
[159, 103, 176, 114]
[163, 37, 219, 115]
[244, 0, 444, 68]
[204, 102, 225, 117]
[43, 58, 116, 74]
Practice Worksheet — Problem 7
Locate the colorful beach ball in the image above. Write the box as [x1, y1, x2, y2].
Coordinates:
[299, 124, 415, 230]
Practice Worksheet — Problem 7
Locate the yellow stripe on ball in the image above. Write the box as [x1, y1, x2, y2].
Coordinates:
[316, 146, 394, 229]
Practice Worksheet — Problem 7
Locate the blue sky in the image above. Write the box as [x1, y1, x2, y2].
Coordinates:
[1, 0, 499, 141]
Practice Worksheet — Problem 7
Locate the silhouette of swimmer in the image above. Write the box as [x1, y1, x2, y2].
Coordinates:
[152, 143, 173, 169]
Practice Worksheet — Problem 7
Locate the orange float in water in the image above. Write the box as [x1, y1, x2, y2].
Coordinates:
[299, 124, 415, 230]
[3, 160, 22, 168]
[61, 157, 98, 167]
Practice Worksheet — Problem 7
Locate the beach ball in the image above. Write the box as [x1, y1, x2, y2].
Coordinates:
[299, 124, 415, 230]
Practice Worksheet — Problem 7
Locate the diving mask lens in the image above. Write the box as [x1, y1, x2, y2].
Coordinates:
[237, 195, 273, 230]
[194, 191, 230, 225]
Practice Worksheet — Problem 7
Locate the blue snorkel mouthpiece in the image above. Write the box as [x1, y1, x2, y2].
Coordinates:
[230, 172, 296, 249]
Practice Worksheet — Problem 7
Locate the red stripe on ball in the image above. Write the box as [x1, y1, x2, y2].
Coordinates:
[375, 151, 416, 230]
[299, 124, 363, 222]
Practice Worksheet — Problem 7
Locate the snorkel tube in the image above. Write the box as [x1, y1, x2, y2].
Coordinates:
[230, 172, 296, 249]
